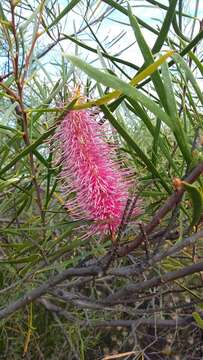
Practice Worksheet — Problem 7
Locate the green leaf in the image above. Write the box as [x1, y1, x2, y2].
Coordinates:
[72, 50, 174, 111]
[188, 51, 203, 77]
[161, 61, 191, 165]
[62, 33, 139, 71]
[67, 54, 172, 126]
[172, 14, 190, 42]
[161, 62, 178, 118]
[0, 124, 21, 135]
[125, 99, 179, 173]
[133, 31, 203, 91]
[101, 104, 170, 193]
[0, 3, 12, 30]
[102, 0, 159, 36]
[0, 242, 31, 250]
[173, 53, 203, 106]
[67, 54, 191, 163]
[192, 312, 203, 329]
[0, 177, 20, 191]
[182, 181, 203, 229]
[0, 98, 78, 176]
[0, 255, 40, 264]
[151, 118, 161, 166]
[0, 128, 54, 176]
[33, 149, 50, 168]
[152, 0, 179, 52]
[128, 4, 168, 111]
[48, 0, 80, 29]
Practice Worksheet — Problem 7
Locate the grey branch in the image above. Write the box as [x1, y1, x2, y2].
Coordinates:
[104, 261, 203, 304]
[0, 265, 101, 321]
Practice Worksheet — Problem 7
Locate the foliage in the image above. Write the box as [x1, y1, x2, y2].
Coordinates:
[0, 0, 203, 359]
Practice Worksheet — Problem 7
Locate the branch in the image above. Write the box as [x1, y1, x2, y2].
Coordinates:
[111, 228, 203, 277]
[103, 261, 203, 305]
[50, 289, 111, 310]
[37, 298, 75, 321]
[118, 162, 203, 256]
[0, 265, 102, 321]
[37, 298, 198, 329]
[80, 316, 197, 328]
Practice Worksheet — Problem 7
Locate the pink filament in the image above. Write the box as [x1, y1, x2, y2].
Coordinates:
[54, 108, 140, 236]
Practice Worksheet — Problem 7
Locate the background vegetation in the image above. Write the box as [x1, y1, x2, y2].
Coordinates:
[0, 0, 203, 359]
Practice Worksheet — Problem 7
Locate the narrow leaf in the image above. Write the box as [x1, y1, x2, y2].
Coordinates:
[182, 181, 203, 229]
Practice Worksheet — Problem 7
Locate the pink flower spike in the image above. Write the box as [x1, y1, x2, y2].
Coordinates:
[54, 106, 141, 238]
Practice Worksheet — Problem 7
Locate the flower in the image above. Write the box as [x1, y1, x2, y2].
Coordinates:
[54, 105, 140, 238]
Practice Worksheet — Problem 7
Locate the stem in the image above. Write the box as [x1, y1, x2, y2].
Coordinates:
[9, 0, 45, 231]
